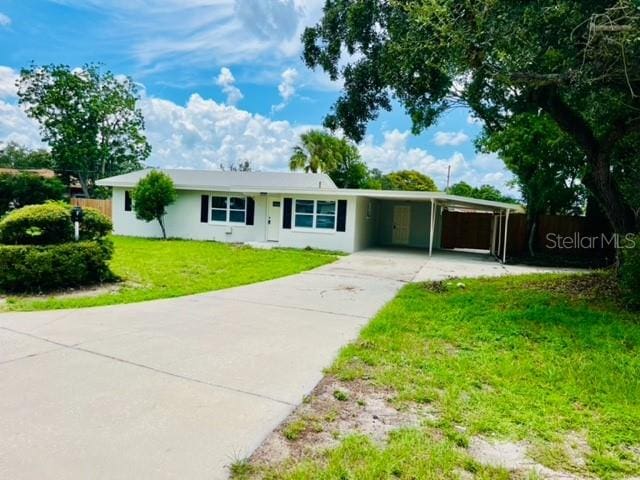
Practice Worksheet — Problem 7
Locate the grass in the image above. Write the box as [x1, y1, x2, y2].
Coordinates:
[1, 236, 338, 311]
[242, 273, 640, 480]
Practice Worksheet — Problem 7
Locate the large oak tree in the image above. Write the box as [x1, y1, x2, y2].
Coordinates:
[303, 0, 640, 234]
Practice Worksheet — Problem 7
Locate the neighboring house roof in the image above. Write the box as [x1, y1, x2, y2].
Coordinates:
[96, 169, 338, 191]
[96, 168, 522, 213]
[0, 168, 57, 179]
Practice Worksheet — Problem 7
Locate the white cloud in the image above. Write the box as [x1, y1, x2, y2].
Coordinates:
[467, 114, 483, 126]
[272, 67, 298, 112]
[0, 66, 18, 99]
[215, 67, 243, 106]
[433, 130, 470, 147]
[0, 13, 11, 27]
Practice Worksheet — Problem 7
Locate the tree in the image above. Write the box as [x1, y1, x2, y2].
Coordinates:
[289, 130, 345, 173]
[17, 63, 150, 197]
[382, 170, 438, 192]
[0, 142, 52, 169]
[327, 144, 370, 189]
[302, 0, 640, 235]
[479, 113, 585, 255]
[132, 171, 177, 239]
[0, 173, 66, 215]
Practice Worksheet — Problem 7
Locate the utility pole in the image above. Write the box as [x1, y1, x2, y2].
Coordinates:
[446, 165, 451, 192]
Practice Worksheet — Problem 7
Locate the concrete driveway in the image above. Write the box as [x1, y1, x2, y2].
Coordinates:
[0, 249, 574, 479]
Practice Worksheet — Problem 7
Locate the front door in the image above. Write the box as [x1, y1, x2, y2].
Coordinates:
[266, 196, 281, 242]
[392, 205, 411, 245]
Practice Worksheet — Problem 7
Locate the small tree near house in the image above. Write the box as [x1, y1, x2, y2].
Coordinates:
[132, 171, 177, 239]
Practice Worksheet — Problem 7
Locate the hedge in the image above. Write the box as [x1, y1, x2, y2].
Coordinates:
[0, 240, 114, 292]
[620, 234, 640, 310]
[0, 202, 112, 245]
[0, 202, 73, 245]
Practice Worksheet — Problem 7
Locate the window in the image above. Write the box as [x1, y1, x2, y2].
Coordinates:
[211, 195, 246, 224]
[124, 191, 132, 212]
[294, 199, 336, 230]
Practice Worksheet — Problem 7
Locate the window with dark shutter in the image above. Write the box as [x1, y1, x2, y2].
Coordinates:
[200, 195, 209, 223]
[337, 199, 347, 232]
[124, 191, 132, 212]
[246, 197, 255, 225]
[283, 198, 292, 229]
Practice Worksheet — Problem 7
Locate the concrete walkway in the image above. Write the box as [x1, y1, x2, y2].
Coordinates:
[0, 249, 575, 479]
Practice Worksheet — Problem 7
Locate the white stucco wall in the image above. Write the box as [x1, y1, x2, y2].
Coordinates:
[111, 188, 359, 253]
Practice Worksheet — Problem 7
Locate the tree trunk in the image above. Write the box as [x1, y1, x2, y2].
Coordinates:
[157, 216, 167, 239]
[78, 173, 90, 198]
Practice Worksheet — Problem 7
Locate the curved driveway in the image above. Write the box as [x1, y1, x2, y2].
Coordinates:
[0, 250, 572, 479]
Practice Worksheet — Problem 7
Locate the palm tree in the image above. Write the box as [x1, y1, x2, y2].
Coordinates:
[289, 130, 343, 173]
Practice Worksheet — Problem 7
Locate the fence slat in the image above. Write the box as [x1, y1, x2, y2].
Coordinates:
[70, 198, 112, 220]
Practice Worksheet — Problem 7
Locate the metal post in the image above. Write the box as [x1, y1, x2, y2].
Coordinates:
[497, 211, 503, 259]
[490, 213, 498, 256]
[429, 199, 436, 257]
[502, 209, 510, 264]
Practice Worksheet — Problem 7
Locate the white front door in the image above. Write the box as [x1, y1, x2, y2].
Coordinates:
[266, 196, 281, 242]
[392, 205, 411, 245]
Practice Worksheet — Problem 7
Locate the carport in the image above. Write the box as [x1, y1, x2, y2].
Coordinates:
[351, 191, 522, 263]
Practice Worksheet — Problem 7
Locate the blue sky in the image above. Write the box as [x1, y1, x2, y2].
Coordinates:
[0, 0, 515, 194]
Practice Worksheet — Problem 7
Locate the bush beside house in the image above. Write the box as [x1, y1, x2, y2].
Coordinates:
[620, 234, 640, 310]
[0, 202, 114, 293]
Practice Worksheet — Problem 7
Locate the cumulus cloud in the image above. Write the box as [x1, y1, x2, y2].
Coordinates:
[215, 67, 243, 106]
[272, 67, 298, 112]
[0, 13, 11, 27]
[433, 130, 470, 147]
[0, 67, 43, 149]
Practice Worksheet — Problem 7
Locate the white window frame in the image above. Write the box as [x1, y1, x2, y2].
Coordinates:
[293, 199, 337, 232]
[210, 194, 247, 225]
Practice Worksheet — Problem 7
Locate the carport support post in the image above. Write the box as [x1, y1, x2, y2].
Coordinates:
[429, 199, 436, 257]
[502, 209, 510, 264]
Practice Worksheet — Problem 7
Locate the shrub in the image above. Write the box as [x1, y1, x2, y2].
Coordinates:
[0, 240, 114, 292]
[0, 172, 65, 215]
[620, 235, 640, 310]
[0, 202, 112, 245]
[80, 207, 113, 240]
[0, 202, 73, 245]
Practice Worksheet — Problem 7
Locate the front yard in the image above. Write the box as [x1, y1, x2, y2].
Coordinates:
[238, 273, 640, 480]
[0, 236, 338, 311]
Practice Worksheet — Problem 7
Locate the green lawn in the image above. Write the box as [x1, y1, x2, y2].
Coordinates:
[243, 274, 640, 480]
[1, 236, 338, 311]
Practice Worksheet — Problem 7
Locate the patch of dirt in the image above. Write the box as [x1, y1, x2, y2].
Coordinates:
[468, 436, 587, 480]
[522, 270, 622, 306]
[250, 376, 437, 468]
[420, 280, 449, 293]
[11, 282, 122, 301]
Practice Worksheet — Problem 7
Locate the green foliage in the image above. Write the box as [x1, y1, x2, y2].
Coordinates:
[0, 142, 53, 169]
[303, 0, 640, 233]
[132, 170, 177, 239]
[289, 130, 347, 174]
[0, 202, 73, 245]
[620, 235, 640, 309]
[17, 63, 150, 197]
[382, 170, 438, 192]
[0, 202, 112, 245]
[0, 172, 66, 215]
[0, 240, 114, 292]
[2, 236, 339, 311]
[80, 207, 113, 240]
[448, 181, 518, 204]
[479, 114, 585, 214]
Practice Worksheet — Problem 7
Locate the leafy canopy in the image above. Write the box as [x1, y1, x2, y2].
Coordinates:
[383, 170, 438, 192]
[448, 181, 517, 204]
[132, 171, 177, 239]
[0, 142, 52, 170]
[0, 173, 66, 215]
[17, 63, 150, 197]
[303, 0, 640, 233]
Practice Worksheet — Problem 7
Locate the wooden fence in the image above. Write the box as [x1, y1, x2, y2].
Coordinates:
[442, 211, 614, 259]
[70, 198, 112, 220]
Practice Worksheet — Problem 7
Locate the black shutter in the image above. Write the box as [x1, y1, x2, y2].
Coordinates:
[283, 198, 292, 229]
[246, 197, 255, 225]
[337, 199, 347, 232]
[200, 195, 209, 223]
[124, 191, 132, 212]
